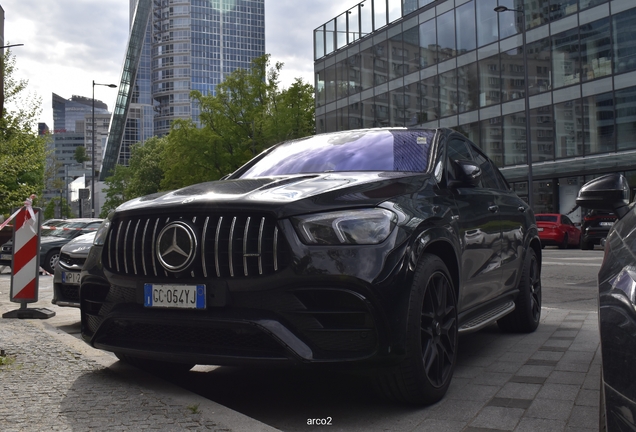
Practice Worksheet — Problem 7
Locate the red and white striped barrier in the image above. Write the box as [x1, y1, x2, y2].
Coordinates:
[2, 195, 55, 319]
[10, 206, 40, 301]
[41, 226, 98, 231]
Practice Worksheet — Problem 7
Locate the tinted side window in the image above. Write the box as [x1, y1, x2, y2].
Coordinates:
[469, 146, 500, 190]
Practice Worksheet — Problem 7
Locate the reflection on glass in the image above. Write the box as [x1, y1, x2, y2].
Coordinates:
[527, 38, 551, 95]
[554, 100, 581, 158]
[616, 87, 636, 151]
[479, 54, 501, 107]
[439, 69, 457, 117]
[239, 130, 434, 178]
[501, 48, 525, 102]
[457, 62, 478, 113]
[552, 28, 580, 89]
[419, 75, 439, 123]
[389, 29, 405, 81]
[549, 0, 577, 22]
[580, 18, 611, 82]
[419, 18, 437, 69]
[613, 8, 636, 74]
[582, 92, 615, 155]
[456, 1, 476, 54]
[360, 46, 375, 90]
[374, 92, 390, 127]
[437, 10, 456, 61]
[524, 0, 548, 29]
[480, 117, 504, 166]
[476, 0, 498, 48]
[504, 112, 527, 166]
[531, 106, 554, 162]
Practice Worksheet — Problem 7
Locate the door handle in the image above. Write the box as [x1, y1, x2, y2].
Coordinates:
[518, 206, 526, 212]
[488, 205, 499, 213]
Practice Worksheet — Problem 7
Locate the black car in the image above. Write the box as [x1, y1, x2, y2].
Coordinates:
[580, 209, 617, 250]
[0, 218, 103, 274]
[576, 174, 636, 431]
[80, 128, 542, 404]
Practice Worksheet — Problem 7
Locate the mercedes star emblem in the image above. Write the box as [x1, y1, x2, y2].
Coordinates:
[156, 222, 197, 272]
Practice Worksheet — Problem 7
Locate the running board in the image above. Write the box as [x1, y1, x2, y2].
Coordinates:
[458, 301, 515, 334]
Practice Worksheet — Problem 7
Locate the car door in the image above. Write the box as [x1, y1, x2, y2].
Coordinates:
[446, 136, 503, 312]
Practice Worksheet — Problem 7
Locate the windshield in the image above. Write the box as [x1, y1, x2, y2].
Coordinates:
[536, 215, 558, 222]
[47, 222, 97, 239]
[239, 130, 435, 178]
[41, 220, 67, 237]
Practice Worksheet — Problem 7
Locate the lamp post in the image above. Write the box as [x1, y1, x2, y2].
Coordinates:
[495, 6, 533, 209]
[91, 81, 117, 218]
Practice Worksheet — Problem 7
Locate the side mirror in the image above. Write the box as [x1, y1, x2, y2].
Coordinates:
[456, 160, 481, 187]
[576, 173, 631, 219]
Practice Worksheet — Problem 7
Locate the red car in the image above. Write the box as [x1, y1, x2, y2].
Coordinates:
[536, 213, 581, 249]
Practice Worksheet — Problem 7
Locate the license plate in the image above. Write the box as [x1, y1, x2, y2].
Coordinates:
[0, 253, 11, 261]
[62, 271, 81, 285]
[537, 228, 543, 232]
[144, 284, 206, 309]
[599, 222, 614, 227]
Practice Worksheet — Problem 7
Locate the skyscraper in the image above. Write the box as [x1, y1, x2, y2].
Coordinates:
[102, 0, 265, 178]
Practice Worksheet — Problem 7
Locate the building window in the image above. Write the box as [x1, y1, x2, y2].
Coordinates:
[531, 107, 554, 162]
[504, 112, 528, 166]
[479, 54, 501, 107]
[476, 0, 498, 48]
[552, 28, 580, 89]
[554, 100, 581, 158]
[616, 86, 636, 151]
[582, 92, 615, 155]
[613, 8, 636, 74]
[437, 10, 456, 61]
[457, 62, 478, 113]
[480, 117, 503, 167]
[580, 18, 611, 82]
[456, 1, 476, 54]
[419, 18, 437, 68]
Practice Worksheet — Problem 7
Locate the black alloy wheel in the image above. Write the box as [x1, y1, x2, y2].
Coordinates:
[376, 253, 458, 404]
[498, 248, 541, 333]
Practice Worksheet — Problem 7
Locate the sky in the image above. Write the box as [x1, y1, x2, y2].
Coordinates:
[1, 0, 352, 129]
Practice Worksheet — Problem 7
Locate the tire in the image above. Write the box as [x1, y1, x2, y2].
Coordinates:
[559, 233, 568, 249]
[43, 249, 60, 274]
[498, 248, 541, 333]
[580, 238, 593, 250]
[115, 353, 195, 374]
[376, 254, 458, 405]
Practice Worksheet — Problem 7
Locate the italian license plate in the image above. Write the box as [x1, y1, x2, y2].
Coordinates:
[0, 253, 11, 261]
[537, 228, 543, 232]
[144, 284, 206, 309]
[62, 271, 81, 285]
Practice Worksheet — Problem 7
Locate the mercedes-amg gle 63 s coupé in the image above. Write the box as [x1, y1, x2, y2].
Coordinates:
[80, 128, 542, 405]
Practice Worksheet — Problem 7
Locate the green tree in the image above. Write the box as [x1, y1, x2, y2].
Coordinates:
[127, 136, 167, 197]
[161, 54, 315, 190]
[0, 49, 46, 214]
[100, 164, 132, 217]
[74, 146, 90, 164]
[44, 197, 71, 219]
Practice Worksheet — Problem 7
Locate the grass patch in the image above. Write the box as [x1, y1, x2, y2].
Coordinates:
[0, 355, 16, 366]
[187, 403, 200, 414]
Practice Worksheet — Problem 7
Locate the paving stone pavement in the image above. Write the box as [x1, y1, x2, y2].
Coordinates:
[0, 273, 279, 432]
[0, 271, 602, 432]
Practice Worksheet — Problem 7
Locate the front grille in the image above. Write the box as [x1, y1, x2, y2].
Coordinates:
[60, 284, 80, 302]
[103, 213, 287, 279]
[59, 252, 86, 268]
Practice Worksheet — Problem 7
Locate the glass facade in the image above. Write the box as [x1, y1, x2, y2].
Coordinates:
[104, 0, 265, 177]
[314, 0, 636, 219]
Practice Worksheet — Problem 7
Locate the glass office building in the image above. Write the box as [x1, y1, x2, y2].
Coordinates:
[103, 0, 265, 177]
[314, 0, 636, 220]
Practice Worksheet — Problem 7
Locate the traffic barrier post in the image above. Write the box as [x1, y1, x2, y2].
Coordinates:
[2, 199, 55, 319]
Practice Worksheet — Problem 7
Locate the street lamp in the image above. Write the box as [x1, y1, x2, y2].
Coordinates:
[495, 6, 533, 209]
[91, 81, 117, 218]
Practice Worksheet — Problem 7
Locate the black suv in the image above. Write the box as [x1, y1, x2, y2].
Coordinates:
[580, 209, 616, 250]
[80, 128, 542, 405]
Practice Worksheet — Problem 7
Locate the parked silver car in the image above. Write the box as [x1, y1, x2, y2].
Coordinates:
[52, 231, 96, 308]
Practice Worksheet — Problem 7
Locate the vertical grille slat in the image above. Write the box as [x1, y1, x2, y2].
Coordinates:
[229, 217, 237, 277]
[141, 219, 150, 276]
[243, 217, 251, 277]
[202, 216, 209, 278]
[104, 213, 286, 279]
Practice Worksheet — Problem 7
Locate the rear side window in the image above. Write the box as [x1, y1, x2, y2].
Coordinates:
[468, 146, 500, 190]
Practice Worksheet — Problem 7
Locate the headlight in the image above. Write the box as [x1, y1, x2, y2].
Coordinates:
[292, 208, 397, 245]
[93, 213, 114, 246]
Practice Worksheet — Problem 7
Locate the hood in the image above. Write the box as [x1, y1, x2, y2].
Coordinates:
[61, 232, 96, 255]
[116, 173, 430, 218]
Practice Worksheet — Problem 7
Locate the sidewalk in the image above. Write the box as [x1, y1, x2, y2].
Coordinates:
[0, 271, 601, 431]
[0, 273, 279, 432]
